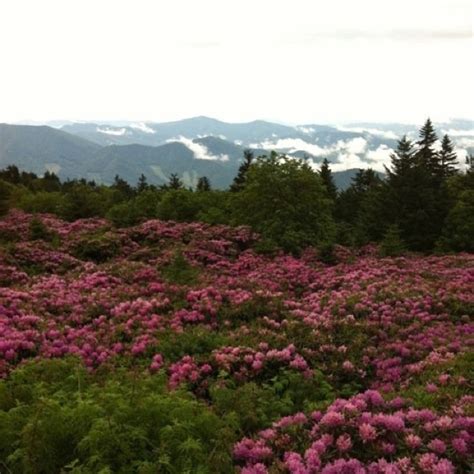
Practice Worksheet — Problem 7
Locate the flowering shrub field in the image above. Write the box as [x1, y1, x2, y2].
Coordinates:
[0, 210, 472, 473]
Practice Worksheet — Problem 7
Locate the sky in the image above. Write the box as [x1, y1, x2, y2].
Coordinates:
[0, 0, 472, 125]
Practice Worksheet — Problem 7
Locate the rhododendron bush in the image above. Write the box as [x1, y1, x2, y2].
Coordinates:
[0, 211, 472, 473]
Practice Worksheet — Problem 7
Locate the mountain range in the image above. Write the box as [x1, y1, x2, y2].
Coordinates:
[1, 117, 473, 189]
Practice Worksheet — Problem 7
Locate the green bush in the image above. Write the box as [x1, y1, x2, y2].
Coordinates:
[0, 359, 235, 474]
[160, 251, 199, 285]
[380, 224, 406, 257]
[28, 216, 59, 244]
[71, 232, 121, 263]
[232, 154, 336, 254]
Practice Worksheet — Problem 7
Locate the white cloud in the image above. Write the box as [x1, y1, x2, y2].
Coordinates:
[249, 137, 369, 161]
[166, 136, 229, 161]
[96, 127, 127, 136]
[455, 137, 474, 148]
[330, 153, 370, 172]
[340, 137, 368, 154]
[365, 145, 394, 171]
[130, 122, 155, 134]
[337, 126, 399, 140]
[250, 138, 328, 156]
[298, 126, 315, 134]
[444, 129, 474, 137]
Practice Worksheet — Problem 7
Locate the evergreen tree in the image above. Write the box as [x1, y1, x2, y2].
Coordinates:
[137, 174, 149, 193]
[319, 159, 338, 201]
[336, 169, 384, 245]
[386, 135, 415, 177]
[438, 135, 458, 179]
[167, 173, 184, 190]
[112, 175, 135, 200]
[416, 118, 439, 173]
[438, 134, 458, 178]
[41, 171, 61, 192]
[379, 224, 406, 257]
[196, 176, 211, 192]
[385, 124, 443, 251]
[230, 150, 254, 192]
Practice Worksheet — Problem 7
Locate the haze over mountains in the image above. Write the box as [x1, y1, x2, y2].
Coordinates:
[1, 117, 473, 189]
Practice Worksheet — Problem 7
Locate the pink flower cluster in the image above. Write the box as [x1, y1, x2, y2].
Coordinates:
[0, 211, 472, 470]
[213, 344, 312, 381]
[235, 391, 473, 473]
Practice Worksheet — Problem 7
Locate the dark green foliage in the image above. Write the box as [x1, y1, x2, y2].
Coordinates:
[59, 184, 109, 221]
[137, 173, 149, 193]
[438, 134, 458, 178]
[319, 158, 338, 202]
[17, 190, 66, 215]
[437, 172, 474, 252]
[0, 359, 235, 474]
[156, 328, 230, 361]
[195, 191, 232, 225]
[232, 154, 336, 254]
[317, 243, 338, 265]
[112, 174, 136, 201]
[230, 149, 254, 192]
[210, 370, 333, 435]
[379, 224, 406, 257]
[28, 216, 57, 242]
[161, 250, 199, 285]
[71, 232, 121, 263]
[0, 179, 11, 216]
[106, 190, 162, 227]
[156, 189, 200, 222]
[252, 237, 281, 256]
[165, 173, 184, 190]
[416, 118, 438, 170]
[196, 176, 211, 192]
[336, 169, 385, 245]
[383, 126, 455, 252]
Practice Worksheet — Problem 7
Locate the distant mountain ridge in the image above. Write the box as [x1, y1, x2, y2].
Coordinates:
[1, 117, 473, 189]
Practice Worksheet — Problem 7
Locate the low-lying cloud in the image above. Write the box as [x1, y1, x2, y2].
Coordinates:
[167, 136, 229, 161]
[250, 136, 395, 172]
[130, 122, 156, 134]
[337, 126, 399, 140]
[97, 127, 127, 136]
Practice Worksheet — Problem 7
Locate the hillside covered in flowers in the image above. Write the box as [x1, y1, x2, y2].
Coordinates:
[0, 210, 472, 473]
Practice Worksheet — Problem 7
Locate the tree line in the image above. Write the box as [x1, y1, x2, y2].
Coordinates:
[0, 119, 472, 254]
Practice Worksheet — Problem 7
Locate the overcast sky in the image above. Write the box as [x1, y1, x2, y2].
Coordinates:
[0, 0, 472, 125]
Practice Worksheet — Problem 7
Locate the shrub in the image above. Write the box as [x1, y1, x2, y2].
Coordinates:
[380, 224, 406, 257]
[161, 250, 199, 285]
[71, 232, 121, 263]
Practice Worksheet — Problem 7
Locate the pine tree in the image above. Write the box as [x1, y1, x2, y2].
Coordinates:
[380, 224, 406, 257]
[386, 135, 415, 177]
[167, 173, 183, 190]
[416, 118, 439, 172]
[230, 150, 254, 192]
[384, 122, 449, 251]
[112, 175, 134, 199]
[319, 159, 338, 201]
[196, 176, 211, 192]
[137, 174, 149, 193]
[439, 134, 458, 177]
